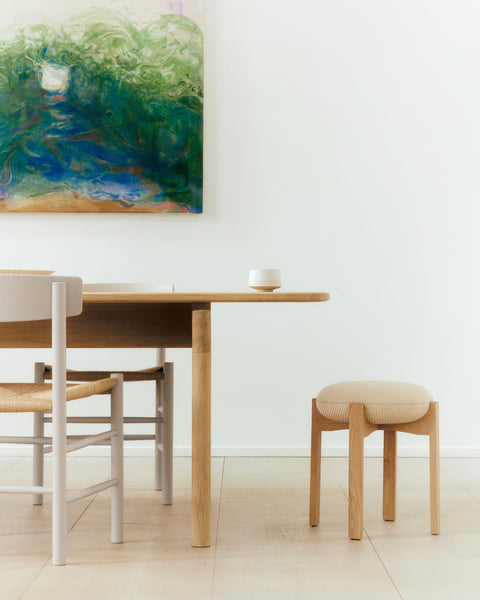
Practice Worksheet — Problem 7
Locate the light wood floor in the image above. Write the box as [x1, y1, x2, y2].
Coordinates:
[0, 456, 479, 599]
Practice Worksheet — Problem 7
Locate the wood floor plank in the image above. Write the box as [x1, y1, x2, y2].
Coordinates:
[0, 457, 23, 474]
[0, 490, 93, 597]
[441, 457, 480, 500]
[0, 456, 479, 599]
[330, 457, 480, 600]
[20, 458, 224, 600]
[21, 490, 219, 600]
[212, 458, 401, 599]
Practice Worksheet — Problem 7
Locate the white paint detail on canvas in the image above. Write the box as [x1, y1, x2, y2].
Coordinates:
[40, 63, 70, 93]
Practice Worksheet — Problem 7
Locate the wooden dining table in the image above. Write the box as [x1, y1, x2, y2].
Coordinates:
[0, 290, 329, 547]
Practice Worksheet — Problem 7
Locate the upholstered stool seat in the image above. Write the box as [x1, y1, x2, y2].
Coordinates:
[316, 381, 432, 425]
[309, 380, 439, 540]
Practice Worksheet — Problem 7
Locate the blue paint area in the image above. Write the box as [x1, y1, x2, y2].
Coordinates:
[3, 90, 165, 204]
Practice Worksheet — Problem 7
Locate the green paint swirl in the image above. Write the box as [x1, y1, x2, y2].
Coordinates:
[0, 8, 203, 212]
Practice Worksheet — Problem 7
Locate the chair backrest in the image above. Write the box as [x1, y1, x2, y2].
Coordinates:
[83, 283, 174, 293]
[0, 274, 82, 322]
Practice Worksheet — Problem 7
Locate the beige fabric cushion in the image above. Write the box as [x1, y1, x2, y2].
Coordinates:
[316, 381, 432, 425]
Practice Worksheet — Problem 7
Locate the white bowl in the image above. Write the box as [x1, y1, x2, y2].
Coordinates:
[248, 269, 281, 291]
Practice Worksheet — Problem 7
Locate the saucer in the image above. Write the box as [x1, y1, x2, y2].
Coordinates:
[249, 285, 281, 292]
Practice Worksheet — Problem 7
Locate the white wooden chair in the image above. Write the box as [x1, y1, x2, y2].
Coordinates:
[34, 283, 174, 505]
[0, 273, 124, 565]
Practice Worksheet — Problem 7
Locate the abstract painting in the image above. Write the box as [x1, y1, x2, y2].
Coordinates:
[0, 0, 203, 213]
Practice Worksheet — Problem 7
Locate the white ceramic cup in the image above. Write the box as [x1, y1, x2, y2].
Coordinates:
[248, 269, 281, 291]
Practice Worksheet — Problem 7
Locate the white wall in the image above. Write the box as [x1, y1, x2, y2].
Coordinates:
[0, 0, 478, 456]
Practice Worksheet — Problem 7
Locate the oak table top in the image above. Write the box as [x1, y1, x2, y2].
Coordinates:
[82, 291, 330, 303]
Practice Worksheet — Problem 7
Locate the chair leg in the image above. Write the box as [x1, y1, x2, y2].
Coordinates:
[33, 362, 45, 505]
[383, 430, 397, 521]
[429, 402, 440, 535]
[309, 399, 321, 526]
[111, 374, 124, 544]
[52, 434, 67, 566]
[348, 404, 366, 540]
[154, 348, 165, 491]
[33, 412, 45, 505]
[161, 362, 174, 505]
[52, 283, 67, 566]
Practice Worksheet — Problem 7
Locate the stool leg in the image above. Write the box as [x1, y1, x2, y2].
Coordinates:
[348, 404, 365, 540]
[383, 430, 397, 521]
[429, 402, 440, 535]
[309, 399, 321, 526]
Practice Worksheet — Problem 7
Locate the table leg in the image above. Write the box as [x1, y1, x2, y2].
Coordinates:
[192, 303, 211, 547]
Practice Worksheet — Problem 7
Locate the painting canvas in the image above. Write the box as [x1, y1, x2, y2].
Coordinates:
[0, 0, 203, 213]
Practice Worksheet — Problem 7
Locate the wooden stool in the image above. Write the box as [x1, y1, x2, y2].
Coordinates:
[309, 381, 439, 539]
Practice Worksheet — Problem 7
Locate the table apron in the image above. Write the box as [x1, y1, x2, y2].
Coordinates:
[0, 303, 193, 348]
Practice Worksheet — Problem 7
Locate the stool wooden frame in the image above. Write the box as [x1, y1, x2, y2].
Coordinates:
[309, 400, 440, 540]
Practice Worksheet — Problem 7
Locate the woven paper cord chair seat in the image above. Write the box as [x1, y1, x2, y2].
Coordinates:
[316, 381, 432, 425]
[0, 378, 118, 412]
